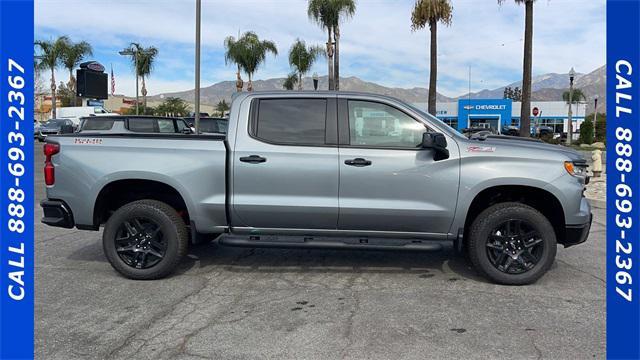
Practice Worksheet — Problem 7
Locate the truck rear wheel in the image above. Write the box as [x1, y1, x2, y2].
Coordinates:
[468, 202, 557, 285]
[103, 200, 188, 280]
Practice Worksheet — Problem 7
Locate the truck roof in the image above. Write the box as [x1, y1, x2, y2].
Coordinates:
[231, 90, 411, 104]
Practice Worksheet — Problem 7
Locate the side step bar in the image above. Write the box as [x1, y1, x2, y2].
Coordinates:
[218, 234, 444, 252]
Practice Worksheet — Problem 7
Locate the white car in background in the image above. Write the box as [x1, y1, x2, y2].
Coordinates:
[55, 106, 116, 128]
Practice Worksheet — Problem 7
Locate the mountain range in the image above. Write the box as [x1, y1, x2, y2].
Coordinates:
[150, 65, 606, 113]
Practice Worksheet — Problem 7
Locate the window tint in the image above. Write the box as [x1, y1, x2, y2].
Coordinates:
[176, 119, 189, 132]
[348, 101, 425, 148]
[217, 120, 228, 133]
[199, 119, 219, 133]
[127, 118, 156, 132]
[82, 118, 114, 130]
[256, 99, 327, 145]
[158, 119, 176, 133]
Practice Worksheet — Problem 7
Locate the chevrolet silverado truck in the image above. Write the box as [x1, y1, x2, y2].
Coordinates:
[41, 91, 592, 284]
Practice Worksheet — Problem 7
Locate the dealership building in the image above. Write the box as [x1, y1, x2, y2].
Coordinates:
[414, 99, 587, 135]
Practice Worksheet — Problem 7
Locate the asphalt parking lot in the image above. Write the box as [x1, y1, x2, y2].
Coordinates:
[34, 143, 606, 360]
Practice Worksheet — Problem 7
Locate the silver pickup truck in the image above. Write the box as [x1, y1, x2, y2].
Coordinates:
[41, 91, 592, 284]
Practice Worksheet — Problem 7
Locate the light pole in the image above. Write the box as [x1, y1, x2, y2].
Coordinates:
[119, 48, 139, 115]
[567, 67, 576, 145]
[194, 0, 202, 133]
[313, 72, 319, 91]
[593, 96, 598, 141]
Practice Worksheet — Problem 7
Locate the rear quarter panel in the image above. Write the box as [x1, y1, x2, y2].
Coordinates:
[45, 136, 227, 232]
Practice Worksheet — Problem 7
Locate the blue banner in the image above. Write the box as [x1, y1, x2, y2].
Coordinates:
[607, 0, 640, 359]
[0, 0, 35, 359]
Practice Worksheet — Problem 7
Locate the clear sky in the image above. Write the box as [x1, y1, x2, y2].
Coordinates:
[35, 0, 605, 98]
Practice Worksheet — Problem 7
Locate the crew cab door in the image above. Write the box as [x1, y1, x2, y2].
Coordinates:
[232, 96, 339, 229]
[337, 98, 460, 235]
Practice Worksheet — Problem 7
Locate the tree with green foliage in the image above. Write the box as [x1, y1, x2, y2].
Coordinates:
[224, 31, 278, 91]
[61, 39, 93, 105]
[308, 0, 356, 91]
[155, 97, 189, 117]
[578, 116, 594, 145]
[282, 73, 299, 90]
[411, 0, 453, 116]
[585, 112, 606, 143]
[35, 36, 70, 118]
[56, 82, 75, 107]
[215, 99, 230, 116]
[499, 0, 537, 137]
[289, 39, 325, 90]
[562, 88, 587, 104]
[124, 43, 158, 111]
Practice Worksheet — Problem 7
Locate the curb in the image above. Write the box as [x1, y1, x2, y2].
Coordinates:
[587, 198, 606, 209]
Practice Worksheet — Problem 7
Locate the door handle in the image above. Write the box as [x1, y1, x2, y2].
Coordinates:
[240, 155, 267, 163]
[344, 158, 372, 167]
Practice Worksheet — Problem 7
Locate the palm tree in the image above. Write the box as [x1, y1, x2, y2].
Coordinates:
[224, 35, 246, 92]
[562, 88, 586, 104]
[215, 99, 230, 116]
[411, 0, 453, 116]
[289, 39, 325, 90]
[125, 43, 158, 111]
[283, 72, 299, 90]
[35, 36, 70, 119]
[499, 0, 536, 137]
[224, 31, 277, 91]
[330, 0, 355, 91]
[61, 40, 93, 105]
[308, 0, 336, 90]
[308, 0, 356, 91]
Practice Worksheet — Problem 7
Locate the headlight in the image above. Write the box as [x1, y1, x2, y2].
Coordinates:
[564, 161, 588, 177]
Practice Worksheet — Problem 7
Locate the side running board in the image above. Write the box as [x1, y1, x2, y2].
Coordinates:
[218, 234, 444, 251]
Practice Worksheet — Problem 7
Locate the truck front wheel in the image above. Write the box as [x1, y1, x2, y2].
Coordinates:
[468, 202, 557, 285]
[103, 200, 189, 280]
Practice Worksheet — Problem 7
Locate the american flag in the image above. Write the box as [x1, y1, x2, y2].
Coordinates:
[110, 64, 115, 96]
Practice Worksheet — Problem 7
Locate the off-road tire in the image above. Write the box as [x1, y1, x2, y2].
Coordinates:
[103, 200, 188, 280]
[468, 202, 557, 285]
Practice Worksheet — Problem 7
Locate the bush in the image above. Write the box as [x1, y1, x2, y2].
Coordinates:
[595, 116, 606, 143]
[579, 118, 594, 145]
[585, 113, 606, 144]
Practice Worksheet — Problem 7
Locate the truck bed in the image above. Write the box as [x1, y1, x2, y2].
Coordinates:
[44, 133, 229, 233]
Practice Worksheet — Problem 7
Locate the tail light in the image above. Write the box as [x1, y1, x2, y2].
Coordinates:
[43, 143, 60, 186]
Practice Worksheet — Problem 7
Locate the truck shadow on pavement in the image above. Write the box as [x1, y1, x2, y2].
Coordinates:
[67, 238, 486, 283]
[180, 242, 485, 282]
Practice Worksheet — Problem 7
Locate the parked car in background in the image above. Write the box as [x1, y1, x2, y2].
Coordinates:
[36, 119, 75, 141]
[462, 126, 498, 138]
[56, 106, 115, 127]
[42, 91, 591, 285]
[183, 117, 229, 134]
[80, 116, 193, 134]
[34, 120, 42, 139]
[502, 126, 520, 137]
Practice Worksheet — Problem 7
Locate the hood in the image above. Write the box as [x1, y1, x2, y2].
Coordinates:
[468, 135, 584, 161]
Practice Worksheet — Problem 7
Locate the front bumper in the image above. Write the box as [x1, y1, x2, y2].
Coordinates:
[41, 199, 75, 229]
[560, 213, 592, 247]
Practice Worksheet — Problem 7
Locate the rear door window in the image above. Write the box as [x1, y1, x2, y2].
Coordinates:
[82, 118, 114, 130]
[127, 118, 157, 132]
[158, 119, 176, 133]
[254, 99, 327, 145]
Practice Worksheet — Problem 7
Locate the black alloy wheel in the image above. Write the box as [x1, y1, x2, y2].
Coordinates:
[115, 217, 167, 269]
[486, 219, 544, 274]
[103, 199, 189, 280]
[468, 202, 557, 285]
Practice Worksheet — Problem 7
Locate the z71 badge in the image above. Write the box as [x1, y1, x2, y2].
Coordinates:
[467, 145, 496, 152]
[74, 138, 103, 145]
